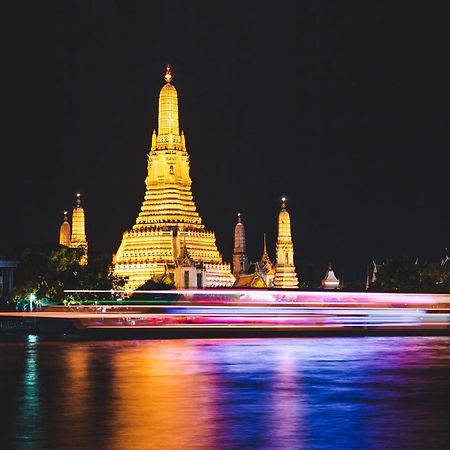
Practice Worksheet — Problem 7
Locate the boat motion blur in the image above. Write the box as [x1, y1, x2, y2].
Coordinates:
[1, 289, 450, 338]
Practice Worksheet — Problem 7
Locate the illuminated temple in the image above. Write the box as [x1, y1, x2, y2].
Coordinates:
[273, 198, 299, 288]
[113, 66, 234, 290]
[59, 193, 88, 265]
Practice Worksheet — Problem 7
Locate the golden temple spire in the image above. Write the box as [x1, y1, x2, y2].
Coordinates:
[164, 64, 172, 83]
[262, 233, 268, 256]
[70, 193, 88, 264]
[59, 210, 71, 247]
[158, 64, 179, 136]
[273, 197, 299, 288]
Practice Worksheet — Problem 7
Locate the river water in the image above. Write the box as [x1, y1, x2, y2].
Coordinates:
[0, 336, 449, 449]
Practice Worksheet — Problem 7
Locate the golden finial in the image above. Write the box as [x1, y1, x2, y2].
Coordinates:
[63, 211, 68, 221]
[237, 212, 241, 223]
[281, 197, 286, 209]
[164, 64, 172, 83]
[76, 193, 81, 206]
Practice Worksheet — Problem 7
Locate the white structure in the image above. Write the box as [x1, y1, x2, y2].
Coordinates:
[321, 263, 340, 290]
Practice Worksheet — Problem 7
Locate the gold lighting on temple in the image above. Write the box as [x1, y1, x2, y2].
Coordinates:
[232, 213, 249, 278]
[59, 194, 88, 265]
[59, 211, 71, 247]
[273, 197, 299, 288]
[113, 66, 234, 290]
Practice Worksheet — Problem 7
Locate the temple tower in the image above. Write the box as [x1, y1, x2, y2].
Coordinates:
[58, 194, 88, 265]
[233, 213, 249, 277]
[113, 66, 234, 290]
[71, 194, 87, 246]
[70, 193, 88, 264]
[59, 211, 71, 247]
[273, 198, 299, 288]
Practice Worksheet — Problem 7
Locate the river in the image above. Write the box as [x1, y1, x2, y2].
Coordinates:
[0, 336, 449, 449]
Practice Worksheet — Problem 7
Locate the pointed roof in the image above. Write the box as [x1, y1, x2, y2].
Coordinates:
[177, 239, 194, 267]
[260, 234, 271, 262]
[321, 263, 340, 289]
[260, 233, 274, 270]
[59, 210, 71, 247]
[277, 197, 292, 240]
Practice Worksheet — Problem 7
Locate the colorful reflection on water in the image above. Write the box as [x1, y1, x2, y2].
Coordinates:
[0, 336, 449, 449]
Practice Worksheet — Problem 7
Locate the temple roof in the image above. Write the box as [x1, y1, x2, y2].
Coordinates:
[177, 240, 194, 267]
[277, 198, 292, 240]
[321, 263, 340, 285]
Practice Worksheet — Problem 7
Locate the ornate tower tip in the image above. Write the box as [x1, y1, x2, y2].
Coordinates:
[164, 64, 172, 83]
[281, 197, 286, 208]
[237, 212, 241, 222]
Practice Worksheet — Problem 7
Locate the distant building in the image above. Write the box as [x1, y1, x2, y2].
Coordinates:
[59, 193, 88, 265]
[321, 263, 340, 290]
[0, 259, 18, 304]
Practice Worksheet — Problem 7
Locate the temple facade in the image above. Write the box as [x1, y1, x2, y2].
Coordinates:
[113, 66, 234, 290]
[59, 193, 88, 265]
[273, 198, 299, 288]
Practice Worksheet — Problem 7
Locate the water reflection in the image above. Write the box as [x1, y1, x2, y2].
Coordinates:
[0, 337, 449, 449]
[107, 341, 219, 449]
[14, 335, 43, 450]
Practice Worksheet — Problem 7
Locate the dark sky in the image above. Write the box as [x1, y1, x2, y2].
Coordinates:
[3, 1, 449, 282]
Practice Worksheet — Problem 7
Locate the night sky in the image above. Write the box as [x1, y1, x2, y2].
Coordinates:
[3, 1, 449, 282]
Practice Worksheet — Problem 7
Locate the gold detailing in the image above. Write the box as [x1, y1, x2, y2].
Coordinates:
[164, 64, 172, 83]
[59, 195, 88, 265]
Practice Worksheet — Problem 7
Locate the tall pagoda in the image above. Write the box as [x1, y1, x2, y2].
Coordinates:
[113, 66, 234, 290]
[232, 213, 249, 278]
[273, 198, 299, 288]
[59, 193, 88, 265]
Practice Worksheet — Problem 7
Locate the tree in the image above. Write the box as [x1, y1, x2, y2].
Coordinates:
[373, 257, 450, 293]
[13, 245, 127, 302]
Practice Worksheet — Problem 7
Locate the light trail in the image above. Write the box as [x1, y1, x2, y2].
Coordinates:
[62, 289, 450, 305]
